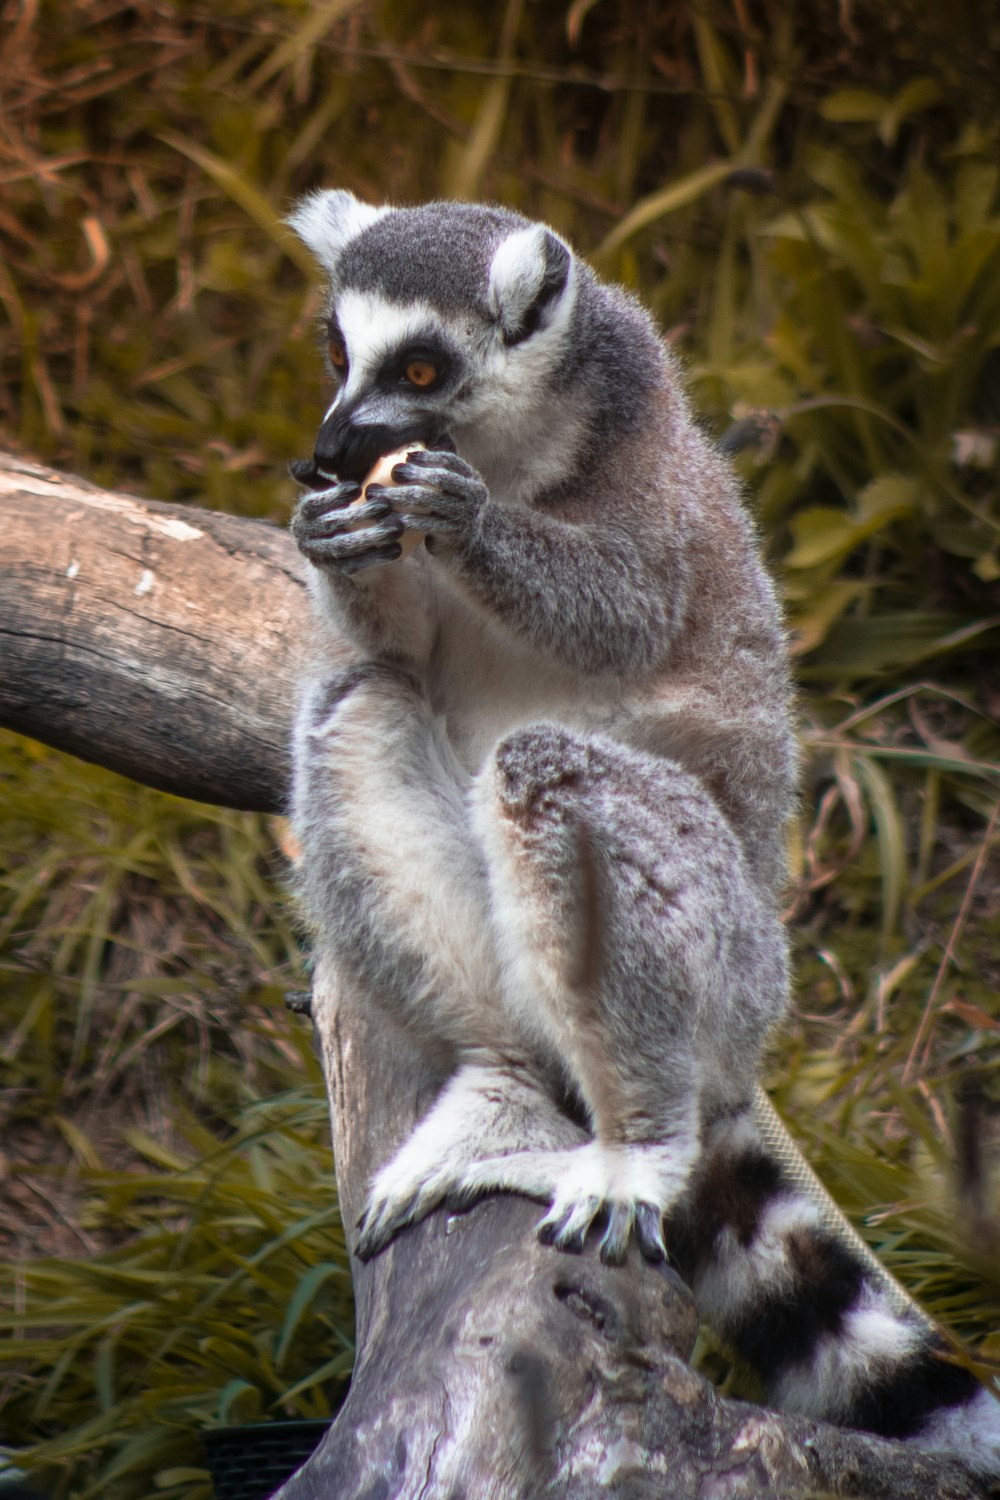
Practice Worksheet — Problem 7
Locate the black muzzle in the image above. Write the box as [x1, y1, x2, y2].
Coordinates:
[291, 410, 453, 489]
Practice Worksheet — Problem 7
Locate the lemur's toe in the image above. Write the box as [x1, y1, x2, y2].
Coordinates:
[538, 1195, 602, 1252]
[635, 1201, 667, 1264]
[354, 1221, 385, 1262]
[537, 1215, 559, 1246]
[355, 1188, 424, 1260]
[598, 1202, 632, 1265]
[537, 1192, 667, 1266]
[445, 1183, 489, 1214]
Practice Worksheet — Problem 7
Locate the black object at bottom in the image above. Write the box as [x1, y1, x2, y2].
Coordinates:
[203, 1420, 330, 1500]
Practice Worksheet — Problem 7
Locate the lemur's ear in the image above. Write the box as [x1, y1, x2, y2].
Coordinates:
[286, 189, 387, 275]
[489, 225, 573, 345]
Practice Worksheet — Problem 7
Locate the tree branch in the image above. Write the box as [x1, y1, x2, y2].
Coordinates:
[0, 450, 321, 811]
[0, 450, 989, 1499]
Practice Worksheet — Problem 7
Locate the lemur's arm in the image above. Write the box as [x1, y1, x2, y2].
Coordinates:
[372, 449, 681, 676]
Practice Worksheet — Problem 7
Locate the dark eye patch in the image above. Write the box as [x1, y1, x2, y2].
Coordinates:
[377, 332, 457, 393]
[325, 316, 349, 376]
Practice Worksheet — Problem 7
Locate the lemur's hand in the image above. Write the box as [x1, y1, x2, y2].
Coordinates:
[291, 476, 404, 575]
[368, 449, 488, 550]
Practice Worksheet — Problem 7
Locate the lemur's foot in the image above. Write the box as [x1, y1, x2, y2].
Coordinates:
[531, 1144, 669, 1265]
[538, 1197, 666, 1266]
[443, 1139, 681, 1267]
[355, 1191, 429, 1262]
[355, 1135, 683, 1265]
[353, 1059, 582, 1261]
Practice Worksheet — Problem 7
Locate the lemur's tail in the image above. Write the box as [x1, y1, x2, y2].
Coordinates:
[671, 1089, 1000, 1474]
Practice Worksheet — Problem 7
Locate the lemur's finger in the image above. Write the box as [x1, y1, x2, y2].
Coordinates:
[444, 1183, 489, 1214]
[301, 496, 394, 536]
[399, 447, 476, 480]
[302, 540, 404, 575]
[394, 511, 458, 539]
[389, 462, 486, 503]
[538, 1195, 602, 1252]
[355, 1204, 407, 1261]
[293, 480, 363, 517]
[298, 517, 403, 556]
[377, 483, 469, 524]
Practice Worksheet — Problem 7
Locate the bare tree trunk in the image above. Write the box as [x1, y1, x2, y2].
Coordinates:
[0, 450, 989, 1499]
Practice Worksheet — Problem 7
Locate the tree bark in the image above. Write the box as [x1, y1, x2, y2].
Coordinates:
[0, 449, 989, 1499]
[0, 450, 329, 811]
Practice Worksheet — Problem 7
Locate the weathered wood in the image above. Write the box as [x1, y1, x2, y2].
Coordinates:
[0, 450, 322, 811]
[0, 450, 989, 1499]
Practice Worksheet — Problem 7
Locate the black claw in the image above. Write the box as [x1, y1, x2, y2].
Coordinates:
[554, 1222, 589, 1254]
[354, 1230, 379, 1263]
[445, 1184, 485, 1214]
[551, 1196, 603, 1254]
[537, 1218, 558, 1246]
[635, 1201, 667, 1264]
[283, 989, 312, 1016]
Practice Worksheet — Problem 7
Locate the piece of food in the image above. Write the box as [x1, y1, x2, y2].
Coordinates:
[351, 442, 427, 557]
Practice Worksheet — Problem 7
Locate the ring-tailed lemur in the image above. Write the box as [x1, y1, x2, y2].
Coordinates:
[286, 190, 1000, 1473]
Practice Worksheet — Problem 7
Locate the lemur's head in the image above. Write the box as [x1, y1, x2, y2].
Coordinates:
[287, 191, 582, 485]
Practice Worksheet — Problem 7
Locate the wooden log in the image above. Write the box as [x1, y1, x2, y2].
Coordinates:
[0, 449, 989, 1499]
[0, 450, 320, 811]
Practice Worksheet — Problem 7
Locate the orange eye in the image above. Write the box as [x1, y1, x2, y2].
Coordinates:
[404, 359, 437, 388]
[329, 338, 347, 370]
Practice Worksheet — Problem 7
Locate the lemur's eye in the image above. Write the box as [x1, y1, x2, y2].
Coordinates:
[328, 337, 348, 371]
[404, 358, 437, 388]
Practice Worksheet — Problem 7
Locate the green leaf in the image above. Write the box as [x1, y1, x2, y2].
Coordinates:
[800, 614, 1000, 678]
[853, 756, 907, 940]
[784, 477, 915, 571]
[880, 78, 944, 147]
[595, 161, 735, 260]
[276, 1263, 346, 1370]
[158, 133, 316, 277]
[820, 88, 886, 124]
[215, 1379, 264, 1425]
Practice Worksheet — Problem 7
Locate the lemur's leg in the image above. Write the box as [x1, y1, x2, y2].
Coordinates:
[294, 662, 500, 1040]
[294, 665, 577, 1255]
[449, 724, 789, 1266]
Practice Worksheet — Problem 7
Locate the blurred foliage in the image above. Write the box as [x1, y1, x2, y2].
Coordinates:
[1, 0, 1000, 1494]
[1, 1088, 349, 1500]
